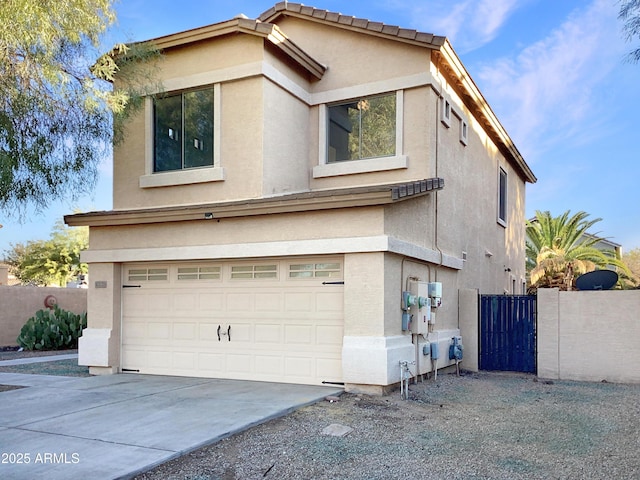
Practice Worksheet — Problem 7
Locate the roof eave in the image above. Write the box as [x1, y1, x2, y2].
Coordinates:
[65, 179, 444, 228]
[436, 41, 536, 184]
[139, 17, 326, 80]
[258, 2, 446, 50]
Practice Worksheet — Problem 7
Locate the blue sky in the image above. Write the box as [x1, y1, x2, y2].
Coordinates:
[1, 0, 638, 255]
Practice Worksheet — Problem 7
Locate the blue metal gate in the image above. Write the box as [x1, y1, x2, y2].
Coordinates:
[479, 295, 536, 373]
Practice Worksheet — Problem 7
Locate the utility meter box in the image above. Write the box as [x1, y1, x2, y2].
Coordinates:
[408, 281, 431, 335]
[428, 282, 443, 308]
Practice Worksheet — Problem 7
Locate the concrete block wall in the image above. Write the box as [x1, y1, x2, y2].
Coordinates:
[537, 288, 640, 384]
[0, 286, 87, 346]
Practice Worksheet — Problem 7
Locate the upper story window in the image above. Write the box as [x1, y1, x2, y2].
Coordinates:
[328, 93, 396, 162]
[154, 88, 214, 172]
[498, 167, 507, 226]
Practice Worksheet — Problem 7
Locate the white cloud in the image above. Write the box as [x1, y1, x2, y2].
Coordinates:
[475, 0, 625, 160]
[382, 0, 526, 51]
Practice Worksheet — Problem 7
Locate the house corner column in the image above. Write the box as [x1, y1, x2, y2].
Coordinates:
[341, 252, 413, 394]
[78, 263, 122, 375]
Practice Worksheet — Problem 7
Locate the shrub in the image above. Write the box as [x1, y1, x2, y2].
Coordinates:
[16, 306, 87, 350]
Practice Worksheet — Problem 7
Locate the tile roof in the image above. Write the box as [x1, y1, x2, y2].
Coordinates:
[259, 2, 446, 48]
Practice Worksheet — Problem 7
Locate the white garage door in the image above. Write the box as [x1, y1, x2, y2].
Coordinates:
[121, 257, 344, 386]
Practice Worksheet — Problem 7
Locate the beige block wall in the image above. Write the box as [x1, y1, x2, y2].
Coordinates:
[537, 288, 640, 383]
[0, 286, 87, 346]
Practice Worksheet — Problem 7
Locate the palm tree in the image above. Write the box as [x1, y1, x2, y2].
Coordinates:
[526, 210, 631, 291]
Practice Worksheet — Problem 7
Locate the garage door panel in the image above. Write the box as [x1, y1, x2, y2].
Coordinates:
[122, 321, 146, 339]
[316, 292, 343, 312]
[254, 293, 281, 311]
[122, 348, 146, 369]
[198, 353, 225, 372]
[254, 324, 281, 343]
[173, 323, 197, 340]
[199, 293, 224, 310]
[174, 293, 198, 311]
[317, 358, 342, 379]
[254, 355, 283, 375]
[199, 323, 220, 341]
[147, 350, 171, 369]
[226, 293, 253, 311]
[141, 294, 171, 313]
[226, 353, 253, 374]
[284, 356, 313, 377]
[316, 325, 343, 345]
[173, 352, 196, 370]
[284, 325, 315, 344]
[122, 258, 343, 385]
[284, 292, 314, 312]
[148, 323, 171, 339]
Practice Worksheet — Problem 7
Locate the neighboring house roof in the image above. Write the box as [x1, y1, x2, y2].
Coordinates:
[65, 178, 444, 227]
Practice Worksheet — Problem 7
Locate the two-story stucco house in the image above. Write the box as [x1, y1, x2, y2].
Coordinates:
[65, 2, 536, 394]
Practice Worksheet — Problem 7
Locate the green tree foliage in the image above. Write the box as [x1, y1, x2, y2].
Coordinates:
[0, 0, 159, 216]
[4, 221, 88, 286]
[619, 0, 640, 63]
[348, 95, 396, 160]
[526, 210, 632, 291]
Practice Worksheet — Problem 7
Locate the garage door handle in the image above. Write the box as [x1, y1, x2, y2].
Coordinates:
[217, 325, 231, 342]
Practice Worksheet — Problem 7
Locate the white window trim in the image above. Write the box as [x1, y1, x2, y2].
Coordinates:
[441, 98, 452, 128]
[140, 83, 224, 189]
[313, 90, 408, 178]
[460, 119, 468, 146]
[497, 166, 507, 227]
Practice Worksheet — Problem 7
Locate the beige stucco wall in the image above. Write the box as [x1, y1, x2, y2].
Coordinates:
[0, 287, 87, 346]
[537, 288, 640, 383]
[75, 14, 531, 387]
[275, 17, 428, 93]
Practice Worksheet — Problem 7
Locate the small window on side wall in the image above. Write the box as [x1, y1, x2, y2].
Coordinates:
[460, 119, 468, 145]
[441, 99, 451, 128]
[498, 167, 507, 226]
[327, 93, 396, 162]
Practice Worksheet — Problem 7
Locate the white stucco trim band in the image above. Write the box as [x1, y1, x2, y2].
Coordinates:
[80, 235, 463, 269]
[342, 335, 414, 385]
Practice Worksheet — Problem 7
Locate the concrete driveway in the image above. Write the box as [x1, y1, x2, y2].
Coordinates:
[0, 372, 342, 479]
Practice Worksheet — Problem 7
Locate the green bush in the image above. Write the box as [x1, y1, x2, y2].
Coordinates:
[16, 306, 87, 350]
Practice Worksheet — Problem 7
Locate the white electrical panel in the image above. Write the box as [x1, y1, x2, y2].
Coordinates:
[408, 281, 431, 335]
[428, 282, 442, 308]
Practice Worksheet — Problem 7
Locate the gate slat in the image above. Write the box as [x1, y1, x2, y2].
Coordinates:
[479, 294, 536, 373]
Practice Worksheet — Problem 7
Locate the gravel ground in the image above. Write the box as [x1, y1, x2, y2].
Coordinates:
[134, 372, 640, 480]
